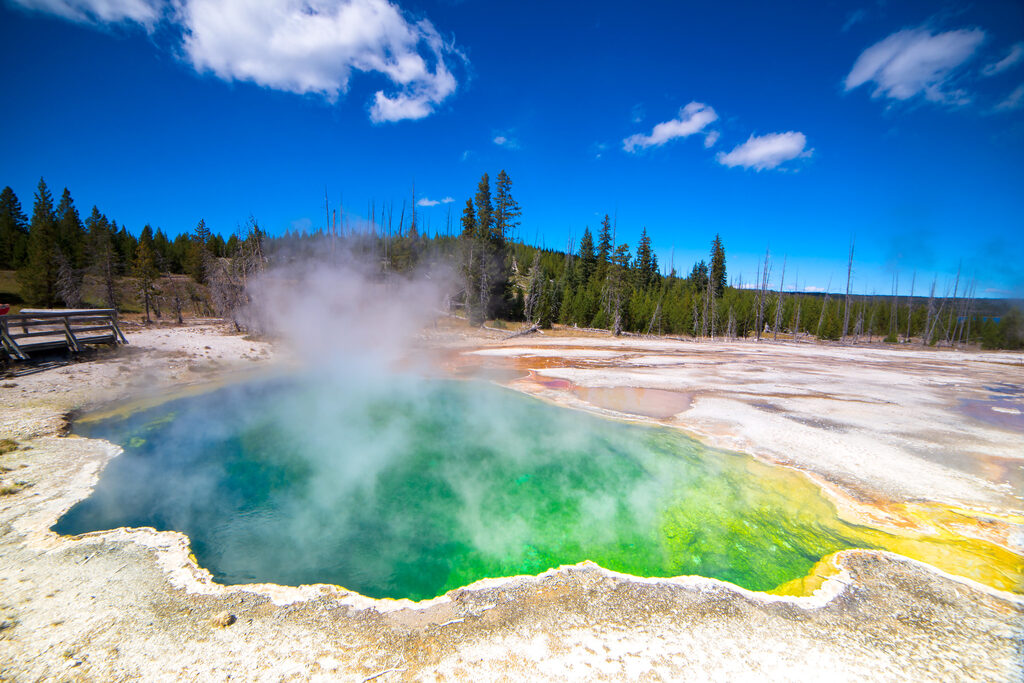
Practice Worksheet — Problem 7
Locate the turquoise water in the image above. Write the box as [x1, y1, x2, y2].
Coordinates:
[54, 374, 880, 600]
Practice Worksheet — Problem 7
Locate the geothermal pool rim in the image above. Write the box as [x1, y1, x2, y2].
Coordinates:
[48, 375, 1024, 609]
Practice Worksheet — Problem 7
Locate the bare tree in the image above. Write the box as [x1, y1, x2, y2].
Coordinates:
[904, 271, 916, 342]
[793, 293, 802, 341]
[209, 219, 267, 331]
[773, 256, 787, 340]
[842, 238, 855, 339]
[923, 278, 938, 346]
[524, 251, 542, 322]
[646, 297, 663, 336]
[55, 246, 82, 308]
[886, 273, 897, 341]
[816, 276, 833, 338]
[755, 247, 771, 341]
[944, 262, 961, 346]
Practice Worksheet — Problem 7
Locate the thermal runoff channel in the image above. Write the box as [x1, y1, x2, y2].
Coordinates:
[58, 372, 896, 600]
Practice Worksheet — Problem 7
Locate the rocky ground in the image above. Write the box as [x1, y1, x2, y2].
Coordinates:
[0, 321, 1021, 681]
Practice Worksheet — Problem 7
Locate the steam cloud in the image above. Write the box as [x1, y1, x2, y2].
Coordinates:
[239, 247, 453, 366]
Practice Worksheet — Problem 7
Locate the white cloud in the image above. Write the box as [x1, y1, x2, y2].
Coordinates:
[703, 130, 720, 148]
[803, 285, 826, 293]
[10, 0, 163, 26]
[845, 27, 985, 105]
[14, 0, 461, 123]
[493, 134, 519, 148]
[416, 196, 454, 207]
[716, 131, 812, 171]
[623, 102, 718, 153]
[983, 42, 1024, 77]
[179, 0, 459, 123]
[994, 84, 1024, 112]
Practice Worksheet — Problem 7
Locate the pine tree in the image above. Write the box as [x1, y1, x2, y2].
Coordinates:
[133, 225, 160, 323]
[459, 199, 483, 323]
[115, 224, 136, 273]
[55, 188, 87, 269]
[635, 227, 656, 290]
[492, 170, 521, 245]
[709, 234, 726, 298]
[86, 206, 119, 309]
[187, 219, 210, 282]
[606, 243, 632, 334]
[597, 214, 612, 269]
[689, 260, 709, 292]
[473, 173, 493, 241]
[578, 226, 596, 282]
[459, 199, 476, 236]
[18, 178, 60, 306]
[0, 187, 29, 269]
[152, 228, 172, 272]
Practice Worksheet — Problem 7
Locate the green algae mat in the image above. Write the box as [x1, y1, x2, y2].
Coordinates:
[55, 374, 1020, 600]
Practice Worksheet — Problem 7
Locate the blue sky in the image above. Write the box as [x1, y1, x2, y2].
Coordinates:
[1, 0, 1022, 296]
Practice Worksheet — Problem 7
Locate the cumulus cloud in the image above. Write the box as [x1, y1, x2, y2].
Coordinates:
[10, 0, 163, 26]
[982, 42, 1024, 77]
[703, 130, 720, 148]
[416, 196, 453, 207]
[716, 131, 812, 171]
[622, 102, 718, 153]
[994, 84, 1024, 112]
[179, 0, 459, 123]
[844, 27, 985, 105]
[13, 0, 461, 123]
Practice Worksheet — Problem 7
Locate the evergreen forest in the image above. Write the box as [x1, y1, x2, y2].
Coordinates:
[1, 175, 1021, 350]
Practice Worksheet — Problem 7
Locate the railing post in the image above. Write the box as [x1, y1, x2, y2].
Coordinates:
[62, 315, 82, 353]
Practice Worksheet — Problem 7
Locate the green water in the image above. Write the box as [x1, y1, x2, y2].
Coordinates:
[55, 374, 881, 600]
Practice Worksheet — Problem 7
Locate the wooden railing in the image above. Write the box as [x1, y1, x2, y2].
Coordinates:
[0, 309, 128, 361]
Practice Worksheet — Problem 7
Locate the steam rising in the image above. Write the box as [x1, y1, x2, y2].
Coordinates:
[54, 250, 891, 600]
[239, 251, 453, 365]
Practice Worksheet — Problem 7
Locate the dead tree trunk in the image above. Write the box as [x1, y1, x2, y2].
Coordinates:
[905, 271, 916, 342]
[842, 238, 855, 340]
[756, 247, 771, 341]
[817, 295, 830, 338]
[923, 279, 936, 346]
[945, 263, 961, 346]
[773, 256, 786, 341]
[793, 294, 802, 341]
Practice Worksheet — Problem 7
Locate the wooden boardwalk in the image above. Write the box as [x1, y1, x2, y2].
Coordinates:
[0, 309, 128, 361]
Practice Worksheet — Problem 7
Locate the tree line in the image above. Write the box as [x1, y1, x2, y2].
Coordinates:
[1, 175, 1020, 349]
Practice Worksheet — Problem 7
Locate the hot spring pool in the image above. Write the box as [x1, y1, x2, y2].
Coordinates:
[53, 373, 1015, 600]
